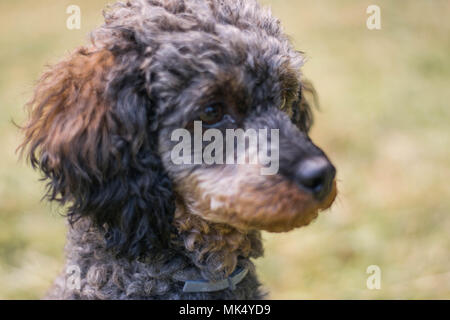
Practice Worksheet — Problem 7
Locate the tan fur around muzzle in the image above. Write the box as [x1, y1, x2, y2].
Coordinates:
[175, 164, 337, 232]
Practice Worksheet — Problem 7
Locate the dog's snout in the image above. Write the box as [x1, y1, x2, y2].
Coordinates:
[295, 157, 336, 200]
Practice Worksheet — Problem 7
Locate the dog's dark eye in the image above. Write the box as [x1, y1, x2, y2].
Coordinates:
[199, 104, 224, 125]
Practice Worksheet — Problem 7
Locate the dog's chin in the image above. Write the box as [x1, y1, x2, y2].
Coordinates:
[265, 181, 338, 232]
[182, 179, 338, 233]
[230, 181, 337, 233]
[231, 179, 338, 232]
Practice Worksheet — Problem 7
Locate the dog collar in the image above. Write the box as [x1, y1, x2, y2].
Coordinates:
[182, 267, 248, 293]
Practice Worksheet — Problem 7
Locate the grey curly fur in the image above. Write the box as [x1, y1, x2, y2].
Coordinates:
[46, 0, 287, 299]
[21, 0, 334, 300]
[47, 218, 264, 299]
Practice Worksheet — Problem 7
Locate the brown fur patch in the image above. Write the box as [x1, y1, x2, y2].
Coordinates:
[175, 164, 337, 232]
[20, 47, 114, 178]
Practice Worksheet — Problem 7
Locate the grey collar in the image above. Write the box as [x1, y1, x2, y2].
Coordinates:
[182, 267, 249, 293]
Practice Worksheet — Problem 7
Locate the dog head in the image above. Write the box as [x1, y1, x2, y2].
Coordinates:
[20, 0, 336, 258]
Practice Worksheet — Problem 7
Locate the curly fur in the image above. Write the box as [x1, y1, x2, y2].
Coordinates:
[46, 208, 264, 299]
[20, 0, 336, 299]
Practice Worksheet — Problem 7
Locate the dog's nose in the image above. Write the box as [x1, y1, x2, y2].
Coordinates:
[295, 157, 336, 200]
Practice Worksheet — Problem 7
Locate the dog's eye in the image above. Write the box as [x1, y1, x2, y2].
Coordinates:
[199, 104, 224, 125]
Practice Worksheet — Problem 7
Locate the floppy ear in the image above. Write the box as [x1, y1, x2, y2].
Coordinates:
[20, 47, 175, 258]
[292, 80, 317, 132]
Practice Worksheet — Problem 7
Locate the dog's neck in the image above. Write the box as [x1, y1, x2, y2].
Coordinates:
[173, 203, 264, 281]
[52, 205, 264, 299]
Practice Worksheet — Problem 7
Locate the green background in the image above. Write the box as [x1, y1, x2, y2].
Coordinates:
[1, 0, 449, 299]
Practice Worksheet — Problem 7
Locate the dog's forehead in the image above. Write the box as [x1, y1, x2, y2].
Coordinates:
[116, 0, 306, 124]
[152, 29, 303, 124]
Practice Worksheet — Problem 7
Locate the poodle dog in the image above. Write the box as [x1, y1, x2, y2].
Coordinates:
[20, 0, 337, 299]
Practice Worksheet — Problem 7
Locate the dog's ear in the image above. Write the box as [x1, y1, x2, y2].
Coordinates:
[292, 80, 317, 132]
[20, 47, 175, 258]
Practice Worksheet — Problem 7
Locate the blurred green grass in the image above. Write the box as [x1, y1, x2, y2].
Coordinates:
[1, 0, 449, 299]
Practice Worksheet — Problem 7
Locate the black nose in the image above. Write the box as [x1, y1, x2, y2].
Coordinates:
[295, 157, 336, 200]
